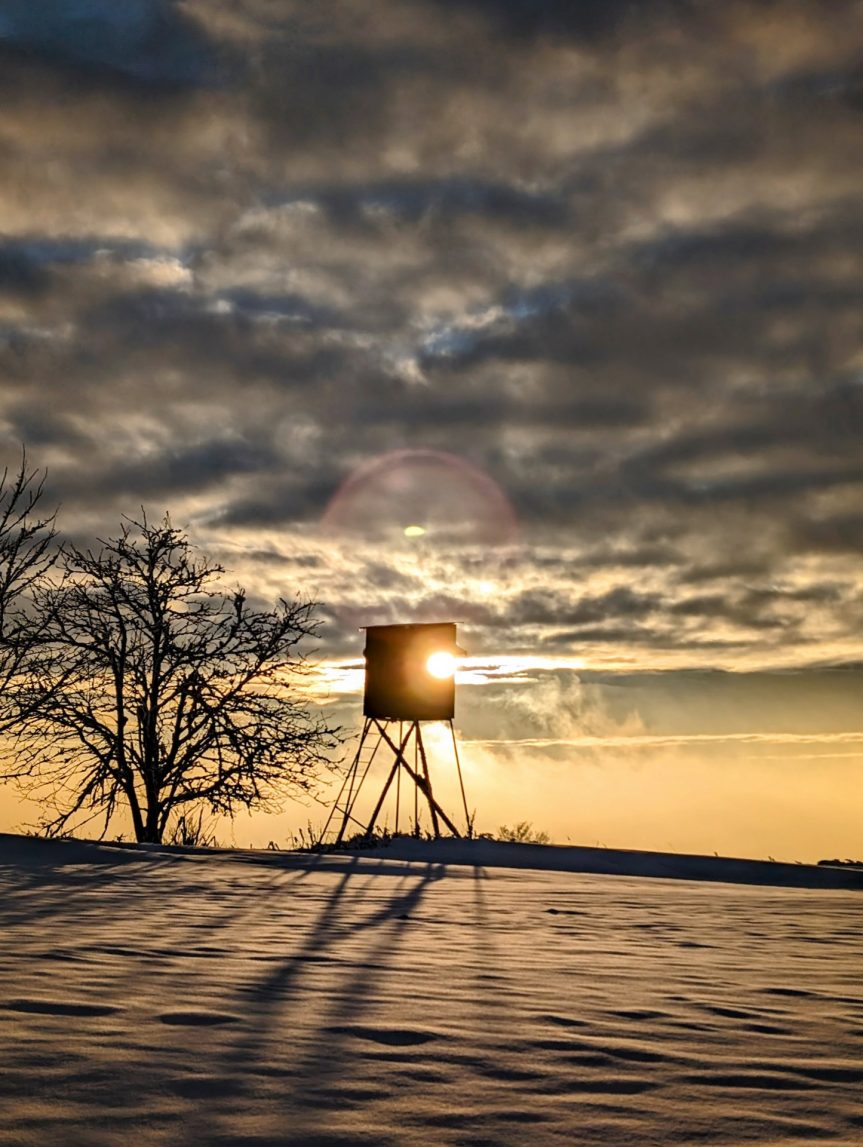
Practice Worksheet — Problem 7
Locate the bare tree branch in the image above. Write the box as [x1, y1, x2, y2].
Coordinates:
[0, 448, 58, 731]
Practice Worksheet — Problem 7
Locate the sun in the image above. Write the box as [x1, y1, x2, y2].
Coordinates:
[426, 650, 457, 679]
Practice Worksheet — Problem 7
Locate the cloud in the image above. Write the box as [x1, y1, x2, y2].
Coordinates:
[424, 0, 700, 43]
[0, 0, 862, 673]
[789, 512, 863, 555]
[0, 0, 216, 87]
[262, 178, 568, 231]
[0, 237, 192, 308]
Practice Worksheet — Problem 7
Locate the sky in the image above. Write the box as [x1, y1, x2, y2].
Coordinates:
[1, 0, 862, 859]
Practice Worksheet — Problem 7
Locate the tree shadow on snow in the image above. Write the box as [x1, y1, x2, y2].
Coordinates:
[177, 856, 450, 1145]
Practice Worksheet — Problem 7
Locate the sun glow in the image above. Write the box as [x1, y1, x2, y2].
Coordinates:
[426, 650, 457, 679]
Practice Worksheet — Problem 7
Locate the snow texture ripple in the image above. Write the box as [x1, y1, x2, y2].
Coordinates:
[0, 834, 861, 1145]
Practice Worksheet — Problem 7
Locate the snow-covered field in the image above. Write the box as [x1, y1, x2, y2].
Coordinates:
[1, 834, 862, 1146]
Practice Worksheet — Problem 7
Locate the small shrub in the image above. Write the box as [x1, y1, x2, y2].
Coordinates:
[497, 821, 550, 846]
[165, 810, 221, 848]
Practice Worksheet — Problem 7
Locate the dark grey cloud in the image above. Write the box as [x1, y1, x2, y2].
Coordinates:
[505, 587, 664, 629]
[418, 278, 624, 369]
[772, 61, 863, 113]
[788, 513, 863, 555]
[61, 436, 282, 502]
[264, 179, 568, 231]
[0, 237, 183, 302]
[211, 474, 347, 529]
[426, 0, 698, 42]
[573, 665, 863, 736]
[0, 0, 216, 87]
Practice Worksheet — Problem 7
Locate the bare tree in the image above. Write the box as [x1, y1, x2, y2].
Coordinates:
[5, 514, 340, 842]
[0, 451, 57, 730]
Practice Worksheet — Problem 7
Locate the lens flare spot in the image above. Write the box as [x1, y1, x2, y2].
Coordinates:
[427, 650, 457, 679]
[403, 524, 426, 537]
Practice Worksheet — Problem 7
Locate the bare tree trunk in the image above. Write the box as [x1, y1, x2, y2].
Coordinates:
[142, 808, 161, 844]
[131, 808, 147, 842]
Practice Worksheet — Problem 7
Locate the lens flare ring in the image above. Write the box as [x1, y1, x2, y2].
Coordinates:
[321, 447, 518, 545]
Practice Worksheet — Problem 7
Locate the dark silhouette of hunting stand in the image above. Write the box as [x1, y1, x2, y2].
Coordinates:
[322, 623, 470, 844]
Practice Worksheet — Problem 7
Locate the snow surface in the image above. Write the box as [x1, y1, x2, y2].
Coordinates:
[1, 833, 862, 1146]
